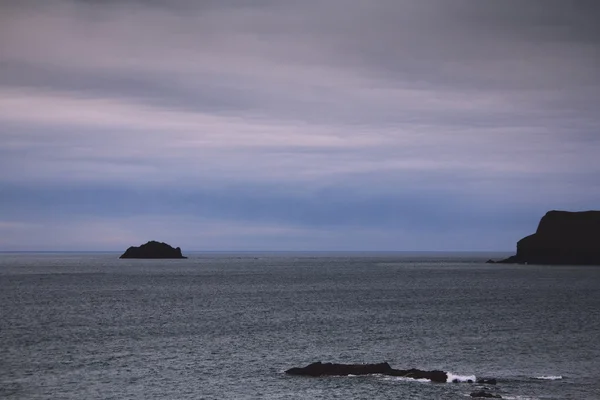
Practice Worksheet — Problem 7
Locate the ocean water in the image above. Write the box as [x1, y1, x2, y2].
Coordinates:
[1, 252, 599, 399]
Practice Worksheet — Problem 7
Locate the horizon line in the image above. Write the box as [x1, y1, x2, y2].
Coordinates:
[0, 249, 513, 254]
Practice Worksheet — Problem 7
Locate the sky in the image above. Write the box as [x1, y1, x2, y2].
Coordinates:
[1, 0, 599, 251]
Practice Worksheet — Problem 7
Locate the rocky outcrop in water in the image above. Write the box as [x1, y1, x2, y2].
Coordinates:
[119, 241, 187, 259]
[285, 362, 449, 383]
[470, 391, 502, 398]
[493, 210, 600, 265]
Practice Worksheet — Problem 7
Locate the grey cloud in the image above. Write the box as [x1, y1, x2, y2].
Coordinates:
[0, 61, 266, 117]
[2, 0, 599, 121]
[1, 0, 599, 250]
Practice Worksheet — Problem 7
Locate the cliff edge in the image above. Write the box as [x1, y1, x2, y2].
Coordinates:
[497, 210, 600, 265]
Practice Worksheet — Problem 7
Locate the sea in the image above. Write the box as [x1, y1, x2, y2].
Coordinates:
[1, 252, 599, 399]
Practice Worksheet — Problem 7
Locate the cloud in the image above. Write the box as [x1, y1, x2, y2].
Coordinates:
[0, 212, 534, 252]
[0, 0, 599, 250]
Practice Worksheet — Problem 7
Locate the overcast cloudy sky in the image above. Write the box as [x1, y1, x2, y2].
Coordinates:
[1, 0, 599, 251]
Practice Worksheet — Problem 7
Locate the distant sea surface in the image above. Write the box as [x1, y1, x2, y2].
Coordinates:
[1, 252, 599, 399]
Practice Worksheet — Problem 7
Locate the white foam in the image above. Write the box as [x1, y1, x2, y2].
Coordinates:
[446, 372, 476, 383]
[380, 376, 431, 383]
[534, 375, 562, 380]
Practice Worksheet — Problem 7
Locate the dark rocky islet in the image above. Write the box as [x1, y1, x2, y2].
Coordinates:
[119, 241, 187, 259]
[285, 361, 448, 382]
[285, 362, 497, 384]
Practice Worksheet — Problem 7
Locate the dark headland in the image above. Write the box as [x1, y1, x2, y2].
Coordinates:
[119, 241, 187, 259]
[489, 210, 600, 265]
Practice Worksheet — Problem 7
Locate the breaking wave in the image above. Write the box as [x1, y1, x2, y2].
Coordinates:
[447, 372, 477, 383]
[380, 376, 431, 383]
[534, 375, 562, 380]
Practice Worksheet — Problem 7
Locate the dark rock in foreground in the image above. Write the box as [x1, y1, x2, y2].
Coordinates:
[119, 241, 187, 259]
[470, 390, 502, 398]
[493, 210, 600, 265]
[286, 362, 392, 377]
[285, 362, 448, 383]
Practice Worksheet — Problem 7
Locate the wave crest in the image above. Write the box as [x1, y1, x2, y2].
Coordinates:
[446, 372, 476, 383]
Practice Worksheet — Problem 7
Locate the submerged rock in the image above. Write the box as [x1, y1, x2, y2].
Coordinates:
[119, 241, 187, 259]
[476, 378, 497, 385]
[470, 390, 502, 398]
[494, 210, 600, 265]
[285, 362, 448, 383]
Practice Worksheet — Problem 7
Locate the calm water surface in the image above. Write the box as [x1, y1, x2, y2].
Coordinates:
[1, 253, 599, 399]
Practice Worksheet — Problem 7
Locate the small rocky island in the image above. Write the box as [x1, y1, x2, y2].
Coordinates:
[286, 362, 501, 397]
[285, 362, 495, 384]
[119, 241, 187, 259]
[491, 210, 600, 265]
[286, 362, 447, 382]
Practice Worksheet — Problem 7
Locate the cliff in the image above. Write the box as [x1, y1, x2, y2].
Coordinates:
[119, 241, 187, 259]
[498, 210, 600, 265]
